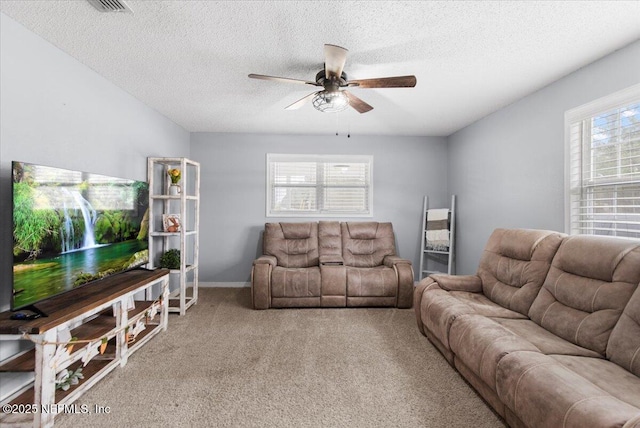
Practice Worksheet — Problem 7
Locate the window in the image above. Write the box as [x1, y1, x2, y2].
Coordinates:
[267, 154, 373, 217]
[566, 84, 640, 238]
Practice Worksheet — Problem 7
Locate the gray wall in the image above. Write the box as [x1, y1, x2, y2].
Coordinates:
[191, 133, 449, 283]
[448, 40, 640, 274]
[3, 10, 639, 294]
[0, 13, 190, 311]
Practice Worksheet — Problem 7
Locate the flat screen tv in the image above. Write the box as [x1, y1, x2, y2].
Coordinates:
[12, 161, 149, 315]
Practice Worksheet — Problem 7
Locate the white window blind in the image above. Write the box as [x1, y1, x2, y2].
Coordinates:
[567, 86, 640, 239]
[267, 154, 373, 217]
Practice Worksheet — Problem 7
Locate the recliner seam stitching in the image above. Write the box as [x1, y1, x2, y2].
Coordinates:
[574, 315, 590, 346]
[590, 282, 605, 314]
[528, 234, 547, 260]
[562, 396, 622, 428]
[452, 321, 473, 354]
[609, 244, 640, 280]
[554, 272, 562, 297]
[513, 361, 554, 413]
[629, 340, 640, 373]
[540, 301, 557, 327]
[478, 336, 499, 383]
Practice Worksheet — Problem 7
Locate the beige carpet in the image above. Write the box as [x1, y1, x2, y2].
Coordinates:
[57, 288, 504, 427]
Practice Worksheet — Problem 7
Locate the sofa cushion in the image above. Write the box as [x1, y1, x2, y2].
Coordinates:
[478, 229, 564, 316]
[341, 222, 396, 267]
[528, 235, 640, 356]
[551, 355, 640, 409]
[421, 288, 526, 351]
[608, 282, 640, 377]
[491, 318, 603, 358]
[344, 221, 380, 239]
[449, 315, 541, 391]
[448, 291, 527, 318]
[496, 351, 640, 428]
[271, 266, 321, 298]
[281, 222, 314, 239]
[264, 222, 319, 268]
[346, 266, 397, 297]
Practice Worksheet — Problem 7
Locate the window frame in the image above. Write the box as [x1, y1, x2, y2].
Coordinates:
[564, 83, 640, 236]
[266, 153, 374, 218]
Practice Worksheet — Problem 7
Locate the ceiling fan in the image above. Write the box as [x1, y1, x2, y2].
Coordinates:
[249, 44, 417, 114]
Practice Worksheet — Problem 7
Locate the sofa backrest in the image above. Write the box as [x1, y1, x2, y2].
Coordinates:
[528, 235, 640, 356]
[341, 222, 396, 267]
[263, 222, 319, 268]
[608, 282, 640, 375]
[478, 228, 565, 316]
[318, 221, 342, 258]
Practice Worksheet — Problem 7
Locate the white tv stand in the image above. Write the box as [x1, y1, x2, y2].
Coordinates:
[0, 269, 169, 427]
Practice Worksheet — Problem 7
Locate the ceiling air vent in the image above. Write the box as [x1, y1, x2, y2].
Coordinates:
[87, 0, 133, 13]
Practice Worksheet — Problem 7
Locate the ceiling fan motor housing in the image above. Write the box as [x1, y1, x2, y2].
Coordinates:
[316, 70, 348, 92]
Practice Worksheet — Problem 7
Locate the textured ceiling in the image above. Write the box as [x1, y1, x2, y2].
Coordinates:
[1, 1, 639, 136]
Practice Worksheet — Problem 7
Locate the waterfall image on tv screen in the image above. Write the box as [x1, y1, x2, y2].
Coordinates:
[12, 161, 149, 310]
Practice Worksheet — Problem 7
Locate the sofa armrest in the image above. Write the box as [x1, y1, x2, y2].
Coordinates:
[430, 274, 482, 293]
[252, 255, 275, 310]
[414, 277, 436, 335]
[383, 255, 412, 268]
[253, 255, 277, 267]
[396, 262, 414, 309]
[320, 255, 344, 265]
[381, 256, 413, 308]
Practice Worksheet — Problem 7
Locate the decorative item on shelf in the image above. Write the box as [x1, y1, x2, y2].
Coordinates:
[55, 367, 84, 391]
[49, 344, 71, 370]
[66, 337, 78, 354]
[131, 319, 146, 340]
[99, 337, 109, 355]
[168, 168, 181, 195]
[82, 341, 101, 367]
[58, 327, 72, 351]
[162, 214, 181, 232]
[159, 249, 181, 269]
[146, 302, 159, 322]
[124, 326, 134, 344]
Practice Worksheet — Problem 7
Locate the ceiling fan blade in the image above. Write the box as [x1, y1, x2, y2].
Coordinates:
[343, 90, 373, 114]
[285, 92, 319, 110]
[324, 44, 348, 80]
[248, 74, 320, 86]
[347, 75, 417, 88]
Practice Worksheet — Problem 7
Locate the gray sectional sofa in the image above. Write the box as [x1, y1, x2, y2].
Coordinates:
[252, 221, 413, 309]
[414, 228, 640, 428]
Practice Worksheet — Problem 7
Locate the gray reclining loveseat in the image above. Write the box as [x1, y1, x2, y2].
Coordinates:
[252, 221, 413, 309]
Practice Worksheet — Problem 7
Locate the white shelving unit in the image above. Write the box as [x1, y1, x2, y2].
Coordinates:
[419, 195, 456, 280]
[147, 158, 200, 316]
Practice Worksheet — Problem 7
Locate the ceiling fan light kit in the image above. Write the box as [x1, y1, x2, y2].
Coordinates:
[312, 91, 349, 113]
[249, 44, 416, 114]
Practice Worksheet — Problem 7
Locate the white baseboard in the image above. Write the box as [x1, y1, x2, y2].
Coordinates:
[199, 282, 250, 288]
